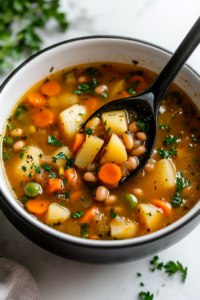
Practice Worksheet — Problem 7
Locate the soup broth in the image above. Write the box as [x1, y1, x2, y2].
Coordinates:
[2, 62, 200, 240]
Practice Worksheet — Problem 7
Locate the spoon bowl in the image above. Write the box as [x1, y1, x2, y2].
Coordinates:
[82, 17, 200, 186]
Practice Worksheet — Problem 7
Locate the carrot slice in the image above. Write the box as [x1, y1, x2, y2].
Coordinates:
[26, 200, 49, 215]
[73, 133, 86, 153]
[118, 90, 130, 98]
[128, 75, 145, 89]
[98, 163, 122, 185]
[78, 206, 98, 225]
[41, 81, 61, 96]
[32, 109, 56, 127]
[70, 191, 83, 202]
[64, 168, 77, 182]
[28, 92, 46, 107]
[151, 199, 171, 214]
[82, 95, 98, 111]
[46, 178, 63, 193]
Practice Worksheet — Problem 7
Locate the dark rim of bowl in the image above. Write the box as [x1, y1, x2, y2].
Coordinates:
[0, 35, 200, 250]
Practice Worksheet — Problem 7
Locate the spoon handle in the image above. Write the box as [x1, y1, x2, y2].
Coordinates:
[152, 17, 200, 115]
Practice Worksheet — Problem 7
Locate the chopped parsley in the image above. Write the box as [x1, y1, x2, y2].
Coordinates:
[104, 120, 107, 126]
[48, 135, 62, 147]
[150, 255, 164, 272]
[33, 165, 41, 174]
[85, 67, 102, 78]
[163, 135, 178, 146]
[91, 78, 98, 88]
[137, 273, 142, 277]
[185, 180, 190, 187]
[176, 177, 183, 194]
[23, 195, 29, 203]
[72, 211, 84, 218]
[126, 86, 136, 95]
[125, 71, 133, 81]
[172, 194, 183, 208]
[85, 127, 93, 136]
[49, 172, 56, 178]
[81, 196, 86, 201]
[193, 158, 198, 162]
[7, 123, 14, 130]
[78, 113, 83, 116]
[94, 166, 100, 174]
[63, 179, 67, 184]
[65, 190, 71, 200]
[41, 163, 52, 173]
[81, 223, 90, 229]
[82, 229, 89, 238]
[52, 152, 66, 163]
[106, 127, 111, 136]
[191, 134, 198, 144]
[101, 92, 109, 98]
[3, 152, 9, 161]
[158, 125, 170, 130]
[158, 147, 177, 159]
[140, 283, 144, 287]
[22, 147, 29, 151]
[110, 208, 117, 218]
[22, 166, 27, 172]
[136, 120, 148, 132]
[19, 153, 25, 159]
[39, 154, 43, 158]
[164, 261, 187, 283]
[139, 291, 154, 300]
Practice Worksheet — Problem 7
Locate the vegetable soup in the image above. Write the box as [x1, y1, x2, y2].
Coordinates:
[2, 63, 200, 240]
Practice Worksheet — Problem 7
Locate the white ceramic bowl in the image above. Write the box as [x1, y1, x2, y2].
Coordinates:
[0, 36, 200, 263]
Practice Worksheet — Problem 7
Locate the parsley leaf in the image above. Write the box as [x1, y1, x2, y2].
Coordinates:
[19, 153, 24, 160]
[65, 190, 71, 200]
[106, 127, 111, 136]
[158, 125, 170, 130]
[41, 163, 52, 173]
[94, 166, 100, 174]
[85, 67, 102, 78]
[137, 273, 142, 277]
[163, 135, 178, 146]
[52, 152, 66, 163]
[125, 71, 133, 81]
[3, 152, 9, 161]
[191, 134, 198, 144]
[85, 127, 93, 136]
[50, 172, 56, 178]
[111, 208, 117, 218]
[48, 135, 62, 147]
[164, 261, 188, 283]
[82, 229, 89, 238]
[7, 123, 14, 130]
[33, 165, 41, 174]
[176, 177, 183, 194]
[81, 223, 90, 229]
[72, 211, 84, 218]
[139, 291, 154, 300]
[172, 194, 183, 208]
[126, 86, 136, 95]
[136, 120, 148, 132]
[158, 147, 177, 159]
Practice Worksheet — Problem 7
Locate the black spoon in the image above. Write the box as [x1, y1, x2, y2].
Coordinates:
[82, 17, 200, 186]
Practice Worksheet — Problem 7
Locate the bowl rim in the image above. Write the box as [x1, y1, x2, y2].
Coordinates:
[0, 35, 200, 249]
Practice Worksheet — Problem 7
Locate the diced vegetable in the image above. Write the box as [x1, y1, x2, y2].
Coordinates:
[98, 163, 122, 185]
[52, 146, 73, 167]
[33, 109, 56, 128]
[65, 72, 76, 83]
[46, 203, 70, 224]
[24, 182, 42, 197]
[137, 204, 162, 230]
[28, 92, 46, 107]
[110, 217, 138, 239]
[29, 125, 36, 133]
[110, 79, 126, 97]
[102, 110, 127, 136]
[64, 168, 77, 182]
[59, 104, 88, 139]
[83, 96, 98, 111]
[14, 146, 42, 179]
[75, 135, 104, 169]
[78, 206, 98, 225]
[48, 93, 79, 107]
[41, 81, 61, 96]
[151, 199, 171, 214]
[26, 200, 49, 215]
[72, 133, 86, 153]
[140, 159, 176, 197]
[125, 194, 138, 210]
[46, 178, 63, 193]
[100, 133, 127, 165]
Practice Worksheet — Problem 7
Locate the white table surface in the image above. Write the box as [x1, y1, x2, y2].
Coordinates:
[0, 0, 200, 299]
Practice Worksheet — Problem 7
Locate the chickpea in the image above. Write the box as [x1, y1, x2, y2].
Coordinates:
[13, 140, 25, 151]
[83, 172, 97, 183]
[95, 186, 109, 201]
[78, 76, 87, 84]
[85, 117, 101, 130]
[131, 146, 146, 156]
[144, 160, 155, 173]
[128, 122, 140, 133]
[136, 132, 147, 141]
[104, 195, 117, 205]
[132, 188, 143, 197]
[128, 156, 138, 170]
[10, 128, 23, 137]
[94, 85, 108, 95]
[122, 133, 134, 150]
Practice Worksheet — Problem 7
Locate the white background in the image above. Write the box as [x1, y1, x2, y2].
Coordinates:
[0, 0, 200, 299]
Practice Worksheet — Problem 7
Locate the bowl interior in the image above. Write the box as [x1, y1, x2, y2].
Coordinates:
[0, 36, 200, 247]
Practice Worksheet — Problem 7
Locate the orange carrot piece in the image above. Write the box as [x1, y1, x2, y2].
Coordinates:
[72, 133, 86, 153]
[26, 200, 49, 215]
[41, 81, 61, 96]
[119, 90, 130, 98]
[128, 75, 145, 89]
[70, 191, 83, 202]
[28, 92, 46, 107]
[98, 163, 122, 185]
[32, 109, 56, 128]
[151, 199, 171, 214]
[78, 206, 98, 225]
[82, 95, 98, 111]
[46, 178, 63, 193]
[64, 168, 77, 182]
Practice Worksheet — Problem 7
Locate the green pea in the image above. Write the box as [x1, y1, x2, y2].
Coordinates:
[3, 137, 14, 146]
[125, 194, 138, 210]
[24, 182, 42, 197]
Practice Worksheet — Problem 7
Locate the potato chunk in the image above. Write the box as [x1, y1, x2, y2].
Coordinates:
[137, 204, 162, 230]
[49, 93, 78, 108]
[14, 146, 42, 179]
[110, 79, 126, 97]
[111, 217, 138, 239]
[102, 110, 127, 136]
[100, 133, 127, 165]
[59, 104, 88, 139]
[75, 135, 104, 169]
[46, 203, 70, 224]
[52, 146, 73, 168]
